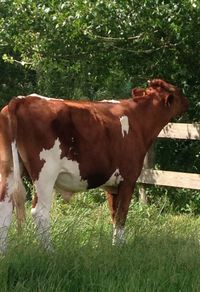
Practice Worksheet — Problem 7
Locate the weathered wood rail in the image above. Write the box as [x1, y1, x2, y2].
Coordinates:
[137, 123, 200, 202]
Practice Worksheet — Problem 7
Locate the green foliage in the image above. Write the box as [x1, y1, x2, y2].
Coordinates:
[1, 1, 200, 109]
[139, 185, 200, 215]
[1, 0, 200, 108]
[0, 1, 200, 210]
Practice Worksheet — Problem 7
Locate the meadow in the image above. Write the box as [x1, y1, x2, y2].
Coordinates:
[1, 191, 200, 292]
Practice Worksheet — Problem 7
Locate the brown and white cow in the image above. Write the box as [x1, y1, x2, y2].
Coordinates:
[0, 79, 188, 252]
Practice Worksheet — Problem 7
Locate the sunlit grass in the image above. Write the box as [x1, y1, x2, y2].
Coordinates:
[1, 193, 200, 292]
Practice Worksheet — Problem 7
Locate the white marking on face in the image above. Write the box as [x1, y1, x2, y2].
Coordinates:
[102, 168, 124, 188]
[100, 99, 120, 103]
[120, 115, 129, 137]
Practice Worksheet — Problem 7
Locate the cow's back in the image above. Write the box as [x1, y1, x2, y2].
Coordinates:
[8, 96, 130, 187]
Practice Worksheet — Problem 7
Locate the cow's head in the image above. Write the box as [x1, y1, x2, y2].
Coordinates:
[147, 79, 189, 117]
[132, 79, 189, 118]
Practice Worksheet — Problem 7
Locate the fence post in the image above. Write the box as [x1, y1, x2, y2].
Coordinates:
[139, 144, 155, 204]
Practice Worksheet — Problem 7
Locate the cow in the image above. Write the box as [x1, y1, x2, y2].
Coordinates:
[0, 79, 189, 252]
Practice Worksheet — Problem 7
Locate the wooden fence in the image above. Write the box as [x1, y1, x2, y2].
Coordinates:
[137, 123, 200, 203]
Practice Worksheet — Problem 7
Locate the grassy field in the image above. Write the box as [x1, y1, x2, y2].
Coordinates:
[1, 193, 200, 292]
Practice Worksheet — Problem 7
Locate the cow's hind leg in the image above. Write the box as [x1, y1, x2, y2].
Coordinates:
[106, 183, 133, 245]
[31, 179, 56, 251]
[0, 197, 13, 253]
[0, 171, 15, 253]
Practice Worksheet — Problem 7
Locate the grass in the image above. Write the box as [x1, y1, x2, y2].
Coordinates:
[1, 193, 200, 292]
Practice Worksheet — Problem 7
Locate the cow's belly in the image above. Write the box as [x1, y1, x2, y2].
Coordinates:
[55, 172, 88, 192]
[55, 167, 124, 193]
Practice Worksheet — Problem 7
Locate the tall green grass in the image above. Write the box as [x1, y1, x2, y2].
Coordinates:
[1, 194, 200, 292]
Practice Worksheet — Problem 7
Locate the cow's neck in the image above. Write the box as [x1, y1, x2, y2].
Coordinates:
[132, 100, 172, 150]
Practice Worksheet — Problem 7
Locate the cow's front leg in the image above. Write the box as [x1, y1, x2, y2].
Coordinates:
[106, 183, 133, 245]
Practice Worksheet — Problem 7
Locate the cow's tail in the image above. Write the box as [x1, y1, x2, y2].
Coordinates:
[9, 100, 26, 231]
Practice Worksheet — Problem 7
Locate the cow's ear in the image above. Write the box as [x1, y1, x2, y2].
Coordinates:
[131, 89, 136, 97]
[132, 88, 146, 97]
[165, 94, 174, 107]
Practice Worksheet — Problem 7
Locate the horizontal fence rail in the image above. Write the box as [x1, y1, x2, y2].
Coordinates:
[158, 123, 200, 140]
[137, 123, 200, 192]
[138, 169, 200, 190]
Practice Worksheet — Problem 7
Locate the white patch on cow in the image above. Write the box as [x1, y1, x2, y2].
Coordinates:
[102, 168, 124, 188]
[31, 138, 62, 249]
[35, 138, 88, 193]
[29, 93, 44, 97]
[29, 93, 64, 101]
[0, 150, 16, 253]
[112, 225, 125, 246]
[6, 171, 15, 196]
[16, 96, 26, 99]
[120, 115, 129, 137]
[32, 138, 88, 249]
[11, 141, 21, 186]
[100, 99, 120, 103]
[0, 197, 13, 253]
[56, 159, 88, 192]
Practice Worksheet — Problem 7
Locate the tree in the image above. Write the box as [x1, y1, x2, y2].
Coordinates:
[0, 0, 199, 210]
